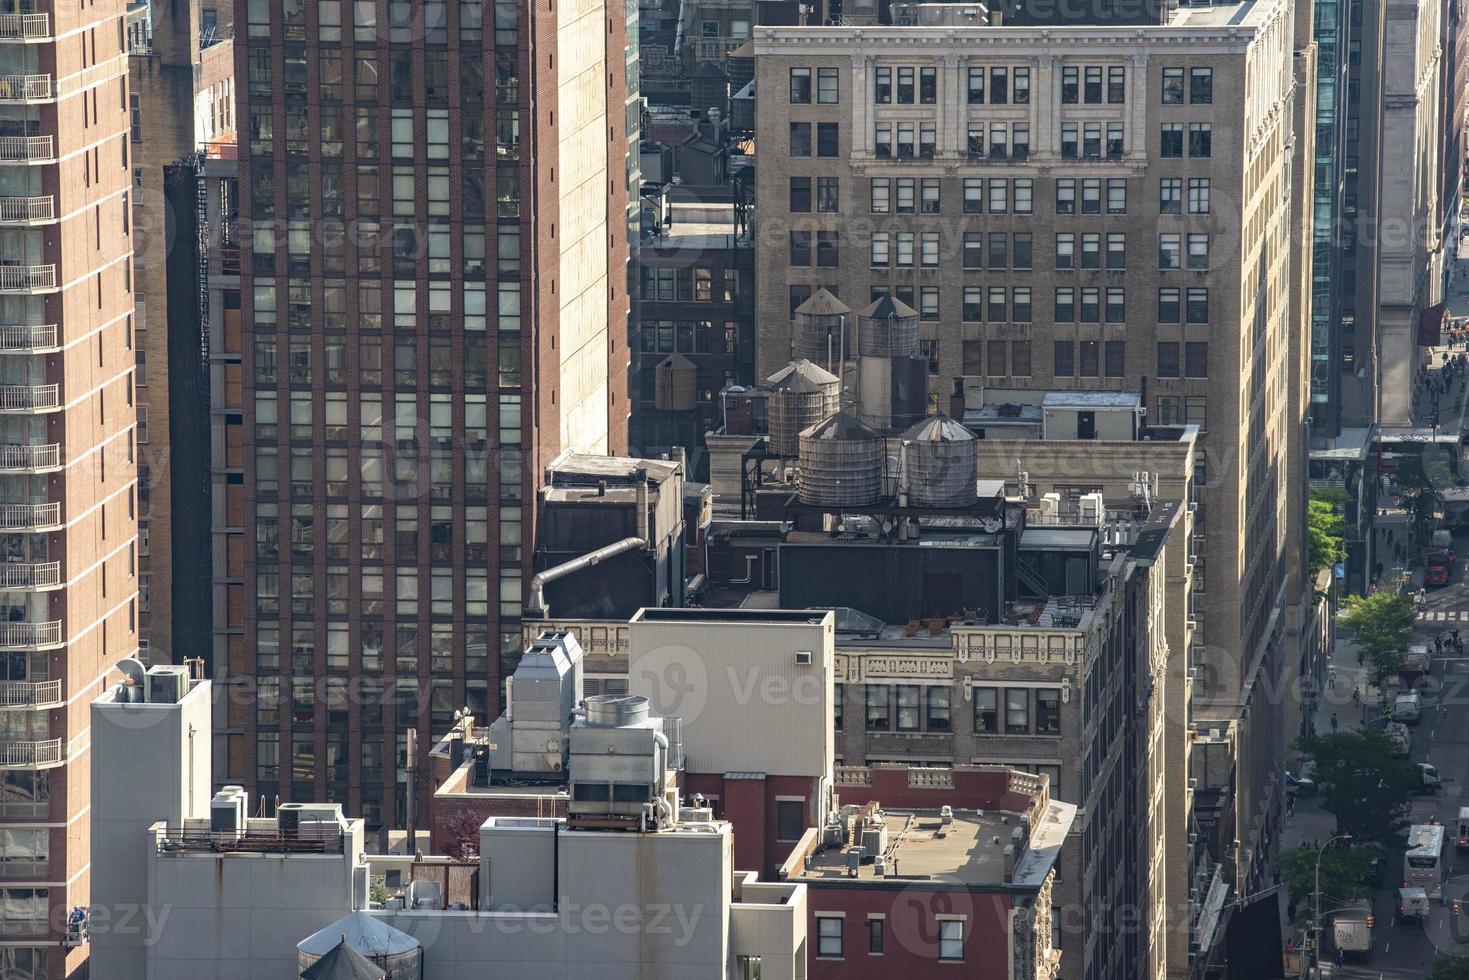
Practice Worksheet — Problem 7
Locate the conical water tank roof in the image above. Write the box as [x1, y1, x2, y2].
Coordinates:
[298, 913, 421, 980]
[301, 940, 386, 980]
[793, 288, 852, 362]
[797, 411, 884, 507]
[855, 293, 919, 357]
[901, 414, 978, 508]
[766, 359, 841, 457]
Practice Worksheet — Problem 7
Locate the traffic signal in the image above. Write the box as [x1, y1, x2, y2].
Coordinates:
[1366, 914, 1375, 927]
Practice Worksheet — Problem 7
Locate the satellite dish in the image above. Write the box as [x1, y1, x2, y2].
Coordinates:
[117, 658, 146, 687]
[982, 518, 1002, 533]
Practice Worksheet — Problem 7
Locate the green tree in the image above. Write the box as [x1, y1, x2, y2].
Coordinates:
[1339, 592, 1416, 680]
[1431, 951, 1469, 980]
[1308, 492, 1347, 575]
[1295, 728, 1418, 846]
[1276, 844, 1376, 922]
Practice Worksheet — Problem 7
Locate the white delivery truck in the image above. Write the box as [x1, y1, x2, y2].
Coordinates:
[1394, 691, 1423, 723]
[1385, 721, 1412, 758]
[1331, 899, 1374, 961]
[1398, 886, 1431, 925]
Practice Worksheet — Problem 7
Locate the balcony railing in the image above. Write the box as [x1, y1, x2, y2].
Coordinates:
[0, 74, 51, 102]
[0, 13, 49, 39]
[0, 621, 61, 649]
[0, 739, 62, 768]
[0, 679, 60, 707]
[0, 266, 55, 292]
[0, 502, 59, 529]
[0, 385, 57, 411]
[0, 135, 53, 162]
[0, 196, 52, 224]
[0, 444, 59, 471]
[0, 324, 55, 351]
[0, 562, 60, 589]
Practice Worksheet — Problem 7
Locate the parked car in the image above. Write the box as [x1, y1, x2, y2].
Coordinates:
[1286, 771, 1315, 795]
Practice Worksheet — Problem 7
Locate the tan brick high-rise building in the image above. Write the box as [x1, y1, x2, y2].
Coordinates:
[753, 1, 1312, 976]
[0, 0, 139, 972]
[225, 0, 631, 832]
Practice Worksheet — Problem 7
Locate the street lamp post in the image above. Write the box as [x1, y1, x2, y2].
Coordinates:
[1314, 832, 1353, 978]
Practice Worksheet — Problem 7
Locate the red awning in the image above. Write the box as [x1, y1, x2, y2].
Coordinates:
[1420, 303, 1448, 345]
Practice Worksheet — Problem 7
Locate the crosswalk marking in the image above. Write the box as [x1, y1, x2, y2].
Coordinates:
[1420, 610, 1469, 621]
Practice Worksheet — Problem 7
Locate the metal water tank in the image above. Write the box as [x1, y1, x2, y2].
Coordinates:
[902, 414, 978, 508]
[793, 288, 852, 362]
[766, 359, 840, 457]
[856, 294, 919, 358]
[584, 694, 651, 727]
[797, 411, 884, 507]
[297, 913, 423, 980]
[654, 352, 698, 412]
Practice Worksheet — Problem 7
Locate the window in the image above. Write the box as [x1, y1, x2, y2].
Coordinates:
[817, 122, 839, 157]
[1187, 233, 1209, 269]
[1161, 123, 1183, 158]
[1190, 67, 1213, 103]
[818, 67, 839, 103]
[963, 233, 983, 269]
[919, 286, 939, 321]
[1163, 67, 1184, 104]
[1158, 288, 1181, 323]
[1104, 178, 1128, 213]
[1157, 396, 1180, 425]
[988, 286, 1007, 323]
[875, 67, 892, 104]
[963, 287, 983, 322]
[1185, 341, 1209, 378]
[869, 233, 890, 268]
[866, 685, 890, 730]
[1106, 123, 1125, 159]
[1036, 689, 1061, 733]
[1157, 342, 1180, 378]
[1186, 396, 1207, 427]
[834, 684, 844, 729]
[990, 66, 1008, 103]
[1188, 177, 1211, 213]
[1082, 179, 1101, 214]
[1107, 65, 1126, 103]
[964, 178, 983, 214]
[818, 917, 843, 958]
[1005, 689, 1029, 733]
[789, 122, 811, 156]
[921, 178, 940, 214]
[985, 339, 1007, 377]
[1015, 178, 1033, 214]
[895, 232, 914, 267]
[1060, 122, 1078, 159]
[988, 235, 1008, 271]
[1013, 67, 1030, 104]
[1189, 123, 1212, 157]
[973, 688, 998, 733]
[1054, 340, 1074, 377]
[1187, 287, 1210, 324]
[817, 177, 840, 212]
[1083, 121, 1101, 159]
[869, 917, 884, 954]
[1061, 66, 1078, 104]
[1104, 340, 1126, 378]
[919, 123, 937, 158]
[1056, 179, 1075, 215]
[988, 178, 1008, 213]
[871, 178, 890, 214]
[1106, 287, 1125, 323]
[1013, 287, 1032, 323]
[939, 919, 964, 961]
[1080, 287, 1100, 323]
[1014, 233, 1033, 269]
[1158, 233, 1181, 269]
[897, 66, 914, 104]
[1084, 65, 1103, 103]
[925, 688, 951, 731]
[1056, 234, 1075, 270]
[789, 68, 812, 103]
[874, 122, 892, 158]
[1013, 122, 1031, 160]
[1106, 233, 1126, 269]
[1160, 178, 1182, 213]
[896, 685, 921, 730]
[776, 799, 804, 841]
[920, 232, 939, 267]
[897, 178, 915, 213]
[966, 67, 984, 103]
[1078, 340, 1099, 377]
[790, 177, 811, 213]
[1055, 287, 1075, 323]
[919, 66, 937, 103]
[789, 231, 811, 267]
[1079, 233, 1100, 270]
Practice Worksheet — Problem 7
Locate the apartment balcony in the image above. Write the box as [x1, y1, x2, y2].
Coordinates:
[0, 324, 55, 352]
[0, 738, 62, 769]
[0, 196, 52, 225]
[0, 14, 49, 40]
[0, 74, 52, 103]
[0, 502, 59, 530]
[0, 265, 55, 293]
[0, 135, 52, 163]
[0, 562, 60, 590]
[0, 385, 57, 412]
[0, 621, 61, 651]
[0, 679, 61, 708]
[0, 444, 58, 472]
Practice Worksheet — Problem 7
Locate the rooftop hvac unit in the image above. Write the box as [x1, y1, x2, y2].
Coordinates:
[408, 880, 442, 911]
[278, 802, 343, 836]
[1078, 492, 1105, 525]
[210, 789, 246, 834]
[1039, 493, 1061, 520]
[145, 665, 189, 703]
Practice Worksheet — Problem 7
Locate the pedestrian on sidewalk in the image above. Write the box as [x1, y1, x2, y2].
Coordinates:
[1437, 636, 1444, 656]
[1331, 712, 1339, 731]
